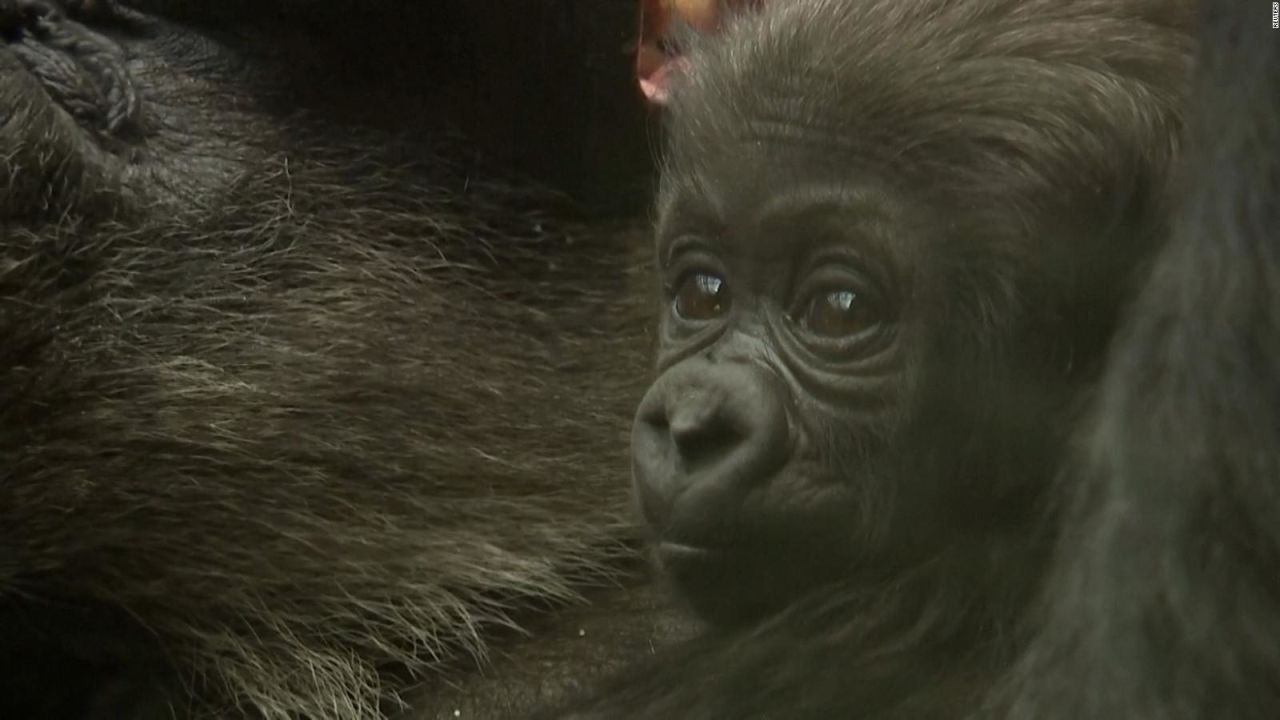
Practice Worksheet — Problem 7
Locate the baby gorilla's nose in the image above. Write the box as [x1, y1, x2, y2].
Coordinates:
[664, 384, 743, 472]
[631, 359, 790, 546]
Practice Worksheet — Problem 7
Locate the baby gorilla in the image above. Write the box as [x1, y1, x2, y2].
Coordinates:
[563, 0, 1196, 717]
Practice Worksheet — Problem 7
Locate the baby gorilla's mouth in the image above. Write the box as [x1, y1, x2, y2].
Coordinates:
[655, 533, 830, 628]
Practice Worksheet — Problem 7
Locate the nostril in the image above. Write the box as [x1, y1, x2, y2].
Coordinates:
[668, 404, 742, 470]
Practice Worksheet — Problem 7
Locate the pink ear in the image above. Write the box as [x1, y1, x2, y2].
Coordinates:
[639, 53, 692, 105]
[634, 0, 758, 105]
[636, 0, 712, 105]
[636, 0, 675, 105]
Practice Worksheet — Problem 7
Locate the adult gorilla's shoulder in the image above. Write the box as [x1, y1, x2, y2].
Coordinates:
[1, 2, 664, 719]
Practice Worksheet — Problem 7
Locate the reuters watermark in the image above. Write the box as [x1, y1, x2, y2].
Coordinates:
[1273, 2, 1279, 29]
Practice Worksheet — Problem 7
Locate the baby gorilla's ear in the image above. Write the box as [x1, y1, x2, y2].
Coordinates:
[635, 0, 758, 104]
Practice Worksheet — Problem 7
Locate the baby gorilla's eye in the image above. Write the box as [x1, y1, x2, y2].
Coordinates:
[802, 288, 878, 337]
[673, 272, 730, 321]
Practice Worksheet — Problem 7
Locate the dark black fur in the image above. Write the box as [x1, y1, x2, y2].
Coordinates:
[1, 3, 660, 719]
[991, 3, 1280, 718]
[558, 1, 1247, 718]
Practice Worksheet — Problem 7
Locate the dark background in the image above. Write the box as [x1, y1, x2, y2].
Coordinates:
[125, 0, 658, 216]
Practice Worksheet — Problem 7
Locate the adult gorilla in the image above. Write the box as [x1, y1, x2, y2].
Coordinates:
[1, 1, 675, 719]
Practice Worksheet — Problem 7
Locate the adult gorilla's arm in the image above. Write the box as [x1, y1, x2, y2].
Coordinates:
[1, 3, 667, 719]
